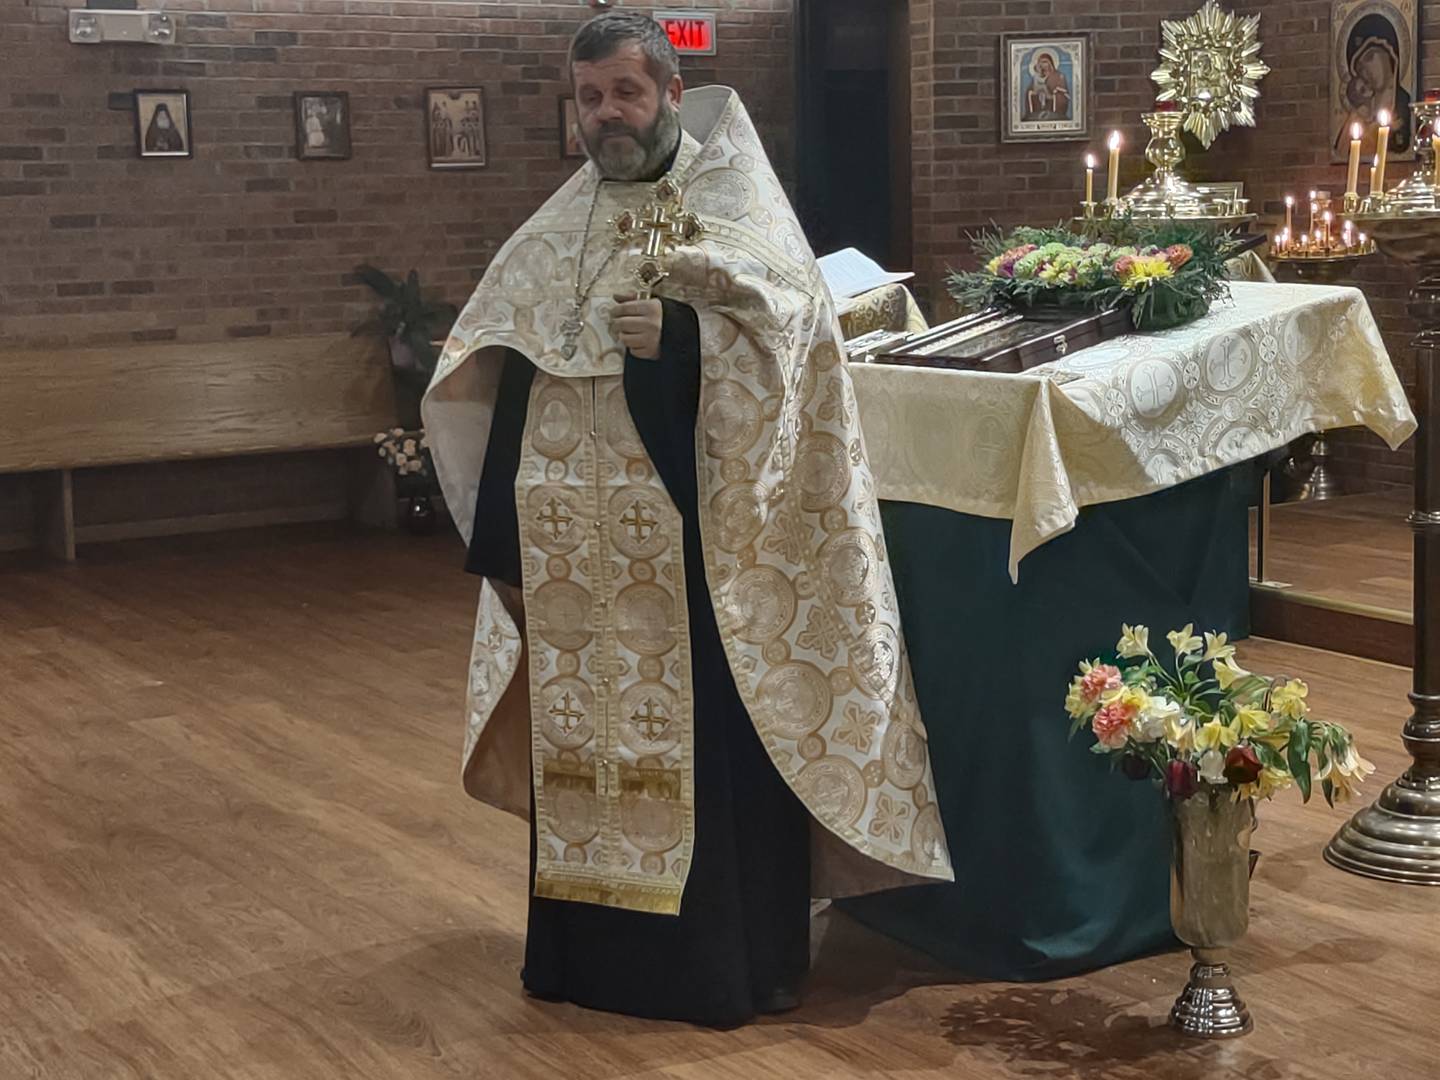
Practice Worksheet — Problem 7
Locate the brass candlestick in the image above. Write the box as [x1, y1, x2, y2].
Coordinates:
[1324, 208, 1440, 885]
[1125, 110, 1206, 218]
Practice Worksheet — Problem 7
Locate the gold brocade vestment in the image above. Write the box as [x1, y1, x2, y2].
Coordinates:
[424, 87, 954, 914]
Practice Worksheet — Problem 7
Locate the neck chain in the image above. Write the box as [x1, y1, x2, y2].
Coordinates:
[561, 183, 623, 359]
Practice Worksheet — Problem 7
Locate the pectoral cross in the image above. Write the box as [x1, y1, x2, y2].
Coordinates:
[612, 176, 705, 299]
[560, 303, 584, 359]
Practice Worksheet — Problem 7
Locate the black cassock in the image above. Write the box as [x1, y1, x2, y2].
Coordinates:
[465, 299, 811, 1027]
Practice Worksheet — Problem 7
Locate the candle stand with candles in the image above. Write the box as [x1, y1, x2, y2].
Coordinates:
[1322, 96, 1440, 885]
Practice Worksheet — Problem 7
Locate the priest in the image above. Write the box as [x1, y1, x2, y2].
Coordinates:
[423, 10, 951, 1028]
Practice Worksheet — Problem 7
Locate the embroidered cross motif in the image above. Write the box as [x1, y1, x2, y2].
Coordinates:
[630, 697, 670, 740]
[620, 499, 657, 543]
[549, 691, 585, 734]
[536, 496, 574, 540]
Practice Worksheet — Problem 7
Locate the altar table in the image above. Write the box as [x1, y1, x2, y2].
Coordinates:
[839, 281, 1415, 979]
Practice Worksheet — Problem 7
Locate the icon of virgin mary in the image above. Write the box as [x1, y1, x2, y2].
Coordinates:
[1334, 12, 1412, 155]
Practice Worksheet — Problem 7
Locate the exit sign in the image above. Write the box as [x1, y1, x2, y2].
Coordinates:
[654, 11, 717, 56]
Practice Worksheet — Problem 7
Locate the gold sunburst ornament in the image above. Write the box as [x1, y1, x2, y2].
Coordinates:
[1151, 1, 1270, 149]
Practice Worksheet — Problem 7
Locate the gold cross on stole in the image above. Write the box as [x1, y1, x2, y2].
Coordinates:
[611, 176, 705, 299]
[630, 697, 670, 740]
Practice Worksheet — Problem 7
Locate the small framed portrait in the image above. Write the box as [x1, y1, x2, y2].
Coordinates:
[999, 33, 1091, 143]
[134, 89, 192, 159]
[426, 87, 487, 169]
[559, 96, 585, 159]
[294, 91, 351, 161]
[1330, 0, 1418, 162]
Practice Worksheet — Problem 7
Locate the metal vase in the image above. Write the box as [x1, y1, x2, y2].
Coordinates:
[1168, 788, 1255, 1038]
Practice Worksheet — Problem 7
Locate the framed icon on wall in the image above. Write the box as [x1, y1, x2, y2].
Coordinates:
[135, 89, 192, 159]
[294, 91, 351, 161]
[426, 87, 487, 169]
[999, 33, 1092, 143]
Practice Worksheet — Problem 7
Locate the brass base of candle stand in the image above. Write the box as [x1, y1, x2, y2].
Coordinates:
[1271, 252, 1374, 284]
[1282, 434, 1342, 502]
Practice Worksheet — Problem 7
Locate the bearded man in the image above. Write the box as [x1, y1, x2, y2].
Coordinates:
[423, 11, 951, 1028]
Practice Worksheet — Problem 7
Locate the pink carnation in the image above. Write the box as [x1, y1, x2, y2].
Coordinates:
[1079, 664, 1123, 704]
[1165, 243, 1194, 270]
[1113, 255, 1136, 278]
[1092, 702, 1133, 749]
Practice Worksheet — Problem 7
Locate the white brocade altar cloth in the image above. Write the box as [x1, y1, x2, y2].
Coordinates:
[848, 281, 1417, 580]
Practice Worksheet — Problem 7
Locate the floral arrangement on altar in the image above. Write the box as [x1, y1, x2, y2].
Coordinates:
[1064, 623, 1373, 804]
[948, 220, 1240, 331]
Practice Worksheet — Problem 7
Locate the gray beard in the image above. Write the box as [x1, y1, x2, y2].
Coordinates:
[586, 101, 682, 181]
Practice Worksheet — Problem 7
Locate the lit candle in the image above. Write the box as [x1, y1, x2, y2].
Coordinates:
[1375, 109, 1392, 194]
[1106, 131, 1122, 202]
[1347, 121, 1363, 197]
[1343, 221, 1354, 250]
[1278, 227, 1289, 254]
[1085, 152, 1096, 204]
[1323, 210, 1333, 250]
[1284, 194, 1294, 241]
[1300, 233, 1310, 253]
[1310, 199, 1318, 239]
[1359, 231, 1368, 251]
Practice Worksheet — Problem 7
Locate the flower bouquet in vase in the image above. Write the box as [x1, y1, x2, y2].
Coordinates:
[1064, 624, 1374, 1038]
[374, 428, 440, 535]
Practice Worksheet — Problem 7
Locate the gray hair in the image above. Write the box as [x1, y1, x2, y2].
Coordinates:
[569, 11, 680, 88]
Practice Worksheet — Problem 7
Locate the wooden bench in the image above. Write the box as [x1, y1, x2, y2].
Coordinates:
[0, 334, 398, 559]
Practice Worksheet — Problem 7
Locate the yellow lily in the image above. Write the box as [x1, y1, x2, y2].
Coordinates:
[1240, 765, 1294, 802]
[1168, 624, 1203, 657]
[1193, 717, 1239, 753]
[1117, 624, 1150, 659]
[1271, 679, 1310, 721]
[1320, 741, 1375, 803]
[1234, 706, 1270, 738]
[1203, 632, 1236, 662]
[1214, 655, 1250, 691]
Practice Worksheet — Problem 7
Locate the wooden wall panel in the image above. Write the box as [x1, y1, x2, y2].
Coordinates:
[0, 335, 395, 473]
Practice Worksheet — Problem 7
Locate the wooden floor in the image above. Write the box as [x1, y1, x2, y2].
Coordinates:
[1252, 488, 1412, 612]
[2, 526, 1437, 1079]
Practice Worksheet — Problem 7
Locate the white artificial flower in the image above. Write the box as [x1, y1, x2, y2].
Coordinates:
[1137, 695, 1182, 743]
[1198, 748, 1227, 784]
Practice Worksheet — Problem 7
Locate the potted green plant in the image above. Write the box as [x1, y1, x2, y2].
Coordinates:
[352, 265, 458, 428]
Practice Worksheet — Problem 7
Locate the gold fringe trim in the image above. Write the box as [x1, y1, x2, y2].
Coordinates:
[533, 873, 683, 916]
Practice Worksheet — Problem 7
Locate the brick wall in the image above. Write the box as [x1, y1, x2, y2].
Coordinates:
[908, 0, 1435, 491]
[0, 0, 795, 351]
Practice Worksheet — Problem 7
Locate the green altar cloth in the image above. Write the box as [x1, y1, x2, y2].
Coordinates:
[839, 463, 1254, 980]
